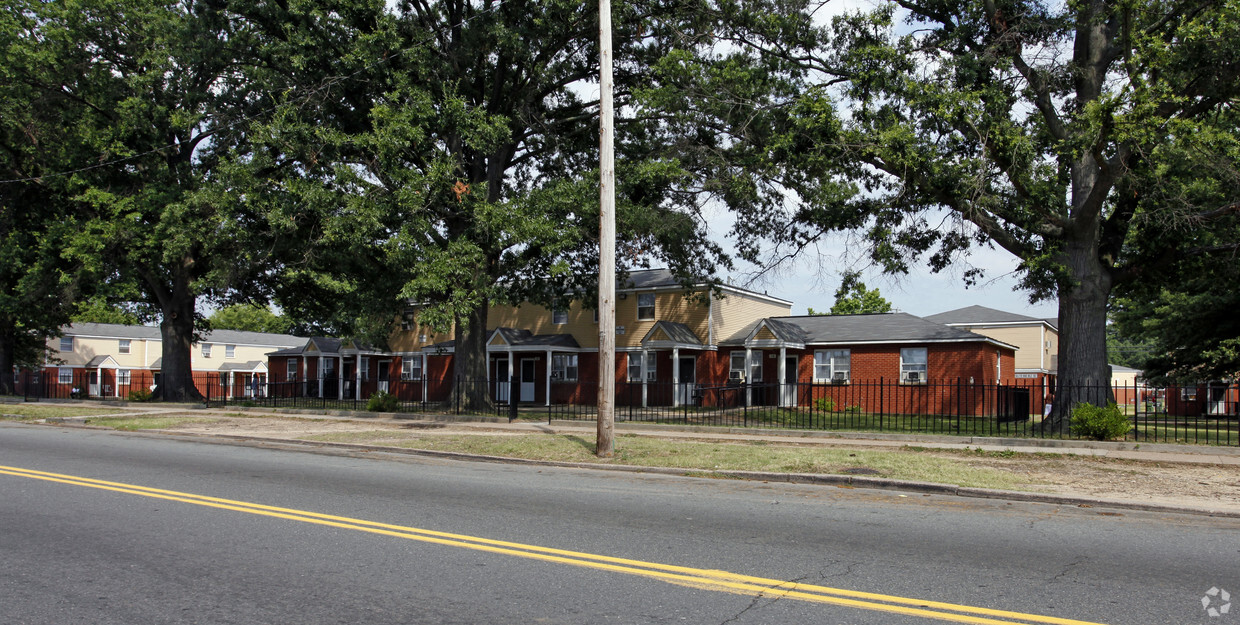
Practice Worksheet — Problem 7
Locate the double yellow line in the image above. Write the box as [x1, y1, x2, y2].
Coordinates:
[0, 464, 1106, 625]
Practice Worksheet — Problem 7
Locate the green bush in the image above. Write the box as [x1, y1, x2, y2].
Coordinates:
[814, 397, 836, 412]
[367, 390, 400, 413]
[127, 388, 153, 402]
[1070, 401, 1130, 441]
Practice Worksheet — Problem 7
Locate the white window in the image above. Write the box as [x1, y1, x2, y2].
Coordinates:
[118, 370, 131, 385]
[321, 359, 335, 379]
[58, 368, 73, 384]
[118, 339, 131, 354]
[552, 309, 568, 325]
[627, 352, 656, 382]
[730, 351, 762, 382]
[360, 356, 370, 380]
[637, 293, 655, 320]
[225, 345, 235, 358]
[60, 337, 73, 352]
[814, 350, 851, 382]
[201, 343, 212, 357]
[286, 359, 298, 381]
[900, 348, 928, 383]
[401, 357, 421, 381]
[729, 352, 747, 382]
[400, 312, 415, 331]
[552, 354, 579, 381]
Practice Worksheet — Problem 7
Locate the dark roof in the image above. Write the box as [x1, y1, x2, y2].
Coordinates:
[63, 322, 304, 348]
[723, 312, 1015, 348]
[266, 337, 379, 357]
[84, 355, 115, 367]
[491, 328, 581, 349]
[924, 305, 1047, 325]
[643, 321, 703, 346]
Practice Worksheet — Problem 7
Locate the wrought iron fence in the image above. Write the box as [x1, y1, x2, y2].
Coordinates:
[5, 370, 1237, 446]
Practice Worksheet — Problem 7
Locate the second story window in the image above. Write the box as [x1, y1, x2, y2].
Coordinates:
[60, 337, 74, 352]
[552, 309, 568, 325]
[201, 343, 212, 358]
[118, 339, 131, 354]
[637, 293, 655, 320]
[225, 345, 235, 358]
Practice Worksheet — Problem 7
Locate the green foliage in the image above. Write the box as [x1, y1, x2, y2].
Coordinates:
[1070, 402, 1130, 441]
[366, 391, 400, 413]
[127, 388, 153, 402]
[826, 271, 893, 315]
[208, 304, 292, 335]
[814, 397, 835, 412]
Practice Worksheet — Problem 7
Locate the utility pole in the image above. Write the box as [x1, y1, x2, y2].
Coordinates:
[596, 0, 616, 457]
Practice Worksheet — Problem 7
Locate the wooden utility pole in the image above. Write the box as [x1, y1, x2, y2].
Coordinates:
[596, 0, 616, 457]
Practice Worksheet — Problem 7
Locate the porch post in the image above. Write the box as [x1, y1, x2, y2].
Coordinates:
[672, 347, 680, 407]
[317, 357, 324, 398]
[545, 348, 552, 407]
[745, 347, 753, 407]
[422, 352, 429, 404]
[641, 348, 649, 408]
[338, 355, 344, 399]
[778, 346, 787, 408]
[355, 355, 363, 399]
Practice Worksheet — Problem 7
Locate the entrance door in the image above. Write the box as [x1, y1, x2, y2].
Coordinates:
[494, 357, 510, 402]
[781, 356, 798, 407]
[675, 357, 697, 406]
[520, 359, 537, 403]
[88, 371, 100, 397]
[378, 363, 389, 393]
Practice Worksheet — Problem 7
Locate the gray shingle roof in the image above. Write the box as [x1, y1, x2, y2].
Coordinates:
[924, 305, 1046, 325]
[63, 322, 305, 348]
[723, 313, 1015, 348]
[642, 321, 703, 346]
[491, 328, 581, 349]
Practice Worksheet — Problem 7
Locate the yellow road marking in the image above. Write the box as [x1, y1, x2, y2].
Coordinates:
[0, 464, 1108, 625]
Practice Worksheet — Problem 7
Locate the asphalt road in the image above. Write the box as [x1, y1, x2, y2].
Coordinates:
[1, 423, 1236, 625]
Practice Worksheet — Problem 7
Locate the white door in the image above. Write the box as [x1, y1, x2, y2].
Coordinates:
[88, 371, 100, 397]
[675, 357, 696, 406]
[494, 358, 510, 402]
[520, 359, 537, 403]
[781, 356, 798, 407]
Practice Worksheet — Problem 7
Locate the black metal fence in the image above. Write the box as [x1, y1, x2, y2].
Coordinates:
[6, 371, 1237, 446]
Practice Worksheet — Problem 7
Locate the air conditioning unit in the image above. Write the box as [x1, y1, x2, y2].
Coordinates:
[833, 371, 846, 382]
[906, 371, 920, 382]
[729, 371, 744, 382]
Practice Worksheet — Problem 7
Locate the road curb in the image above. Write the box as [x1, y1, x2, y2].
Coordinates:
[80, 425, 1240, 520]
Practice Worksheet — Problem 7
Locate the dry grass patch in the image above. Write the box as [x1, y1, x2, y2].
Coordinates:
[82, 416, 226, 430]
[300, 431, 1031, 490]
[0, 404, 128, 420]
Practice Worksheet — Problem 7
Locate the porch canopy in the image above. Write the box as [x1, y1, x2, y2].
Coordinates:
[487, 327, 582, 405]
[267, 337, 383, 397]
[633, 321, 708, 407]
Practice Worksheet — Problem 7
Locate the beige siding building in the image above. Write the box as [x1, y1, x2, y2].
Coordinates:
[924, 306, 1059, 383]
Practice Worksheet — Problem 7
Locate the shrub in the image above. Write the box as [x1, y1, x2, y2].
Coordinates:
[814, 397, 836, 412]
[1070, 401, 1130, 441]
[367, 390, 400, 413]
[127, 388, 153, 402]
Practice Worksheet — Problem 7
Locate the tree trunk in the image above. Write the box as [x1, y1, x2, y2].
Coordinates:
[1044, 234, 1115, 432]
[0, 323, 15, 396]
[154, 285, 202, 402]
[453, 301, 492, 411]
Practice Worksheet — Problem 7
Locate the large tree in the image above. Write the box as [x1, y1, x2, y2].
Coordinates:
[12, 0, 299, 400]
[247, 0, 730, 407]
[674, 0, 1240, 427]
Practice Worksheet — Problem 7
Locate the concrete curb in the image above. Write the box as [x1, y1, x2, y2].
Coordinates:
[55, 423, 1240, 520]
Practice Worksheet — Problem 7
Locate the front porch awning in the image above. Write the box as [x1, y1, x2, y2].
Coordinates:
[486, 327, 582, 353]
[219, 361, 268, 374]
[84, 355, 120, 369]
[736, 318, 807, 350]
[640, 321, 705, 350]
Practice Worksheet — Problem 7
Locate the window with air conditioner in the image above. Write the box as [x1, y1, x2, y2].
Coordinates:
[401, 358, 421, 381]
[900, 348, 928, 383]
[813, 349, 850, 383]
[552, 354, 578, 382]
